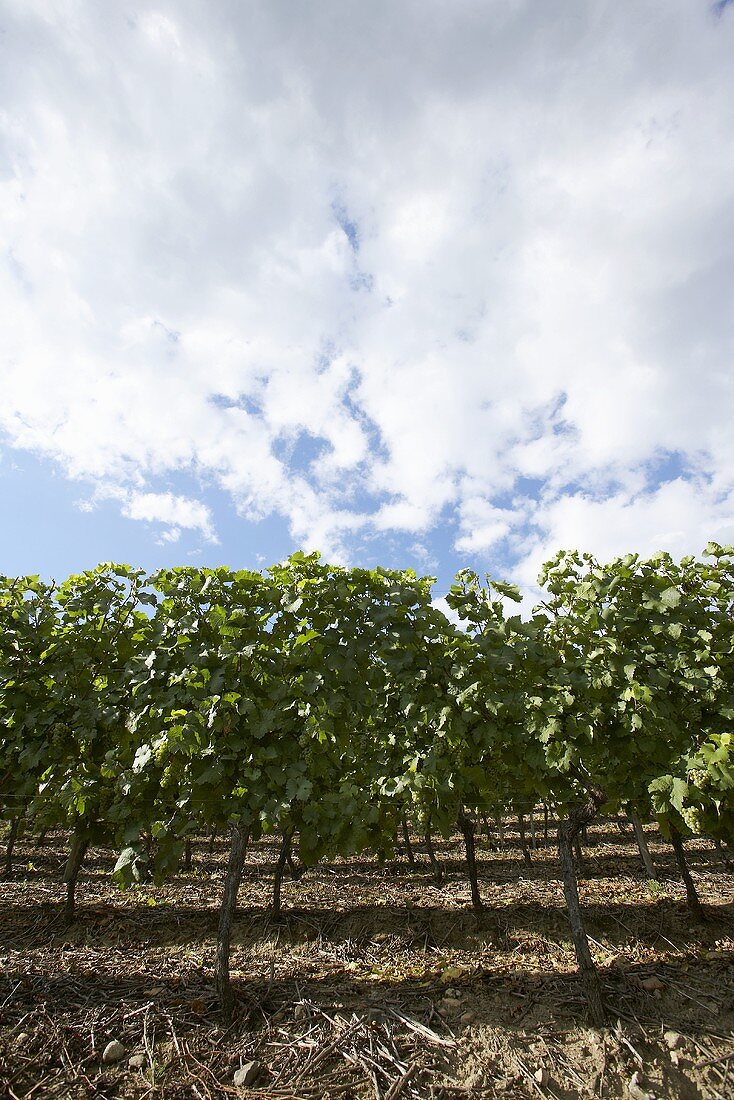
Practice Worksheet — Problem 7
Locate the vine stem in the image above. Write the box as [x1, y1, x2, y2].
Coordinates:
[669, 825, 703, 918]
[457, 806, 482, 911]
[271, 826, 294, 920]
[3, 815, 22, 879]
[401, 814, 416, 866]
[629, 809, 657, 880]
[423, 820, 442, 883]
[216, 823, 250, 1019]
[63, 829, 89, 923]
[518, 812, 533, 867]
[558, 785, 607, 1027]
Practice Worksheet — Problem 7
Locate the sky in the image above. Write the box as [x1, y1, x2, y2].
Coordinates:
[1, 1, 733, 602]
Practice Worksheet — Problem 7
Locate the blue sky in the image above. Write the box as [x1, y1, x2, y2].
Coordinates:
[1, 1, 733, 602]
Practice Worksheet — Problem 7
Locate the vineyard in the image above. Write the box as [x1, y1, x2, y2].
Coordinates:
[1, 547, 733, 1097]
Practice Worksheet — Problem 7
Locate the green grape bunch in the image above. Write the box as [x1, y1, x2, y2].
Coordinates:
[687, 767, 711, 791]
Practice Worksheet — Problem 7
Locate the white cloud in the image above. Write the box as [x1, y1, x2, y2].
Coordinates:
[516, 478, 734, 588]
[1, 2, 733, 571]
[123, 492, 216, 543]
[455, 498, 514, 555]
[157, 526, 181, 545]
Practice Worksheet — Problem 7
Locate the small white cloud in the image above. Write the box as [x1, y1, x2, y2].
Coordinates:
[124, 492, 217, 543]
[373, 499, 433, 534]
[454, 498, 514, 555]
[157, 526, 181, 544]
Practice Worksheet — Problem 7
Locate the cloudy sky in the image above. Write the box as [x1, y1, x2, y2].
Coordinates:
[1, 1, 733, 596]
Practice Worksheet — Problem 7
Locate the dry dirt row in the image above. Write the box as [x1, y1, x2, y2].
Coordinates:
[0, 818, 732, 1098]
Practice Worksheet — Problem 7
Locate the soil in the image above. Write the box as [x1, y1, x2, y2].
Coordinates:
[0, 817, 732, 1099]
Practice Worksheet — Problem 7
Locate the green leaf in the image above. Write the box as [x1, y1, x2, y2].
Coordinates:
[490, 581, 522, 602]
[660, 587, 681, 609]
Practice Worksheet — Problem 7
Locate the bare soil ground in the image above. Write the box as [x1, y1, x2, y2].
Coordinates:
[0, 818, 732, 1099]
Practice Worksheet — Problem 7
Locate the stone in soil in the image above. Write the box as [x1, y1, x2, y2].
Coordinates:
[102, 1040, 126, 1064]
[664, 1030, 682, 1050]
[234, 1061, 261, 1087]
[628, 1070, 654, 1100]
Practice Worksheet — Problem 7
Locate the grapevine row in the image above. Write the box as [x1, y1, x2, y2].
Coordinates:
[1, 546, 732, 1023]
